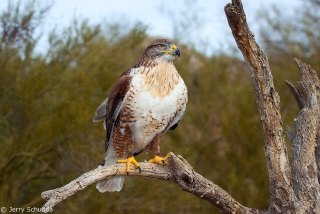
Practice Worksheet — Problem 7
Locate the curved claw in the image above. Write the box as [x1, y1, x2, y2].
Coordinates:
[149, 153, 170, 166]
[117, 156, 140, 174]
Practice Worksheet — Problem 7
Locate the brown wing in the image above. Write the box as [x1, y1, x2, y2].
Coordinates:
[93, 69, 132, 152]
[105, 72, 132, 151]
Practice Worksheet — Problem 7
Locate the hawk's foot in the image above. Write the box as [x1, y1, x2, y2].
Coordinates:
[117, 156, 141, 175]
[149, 153, 170, 165]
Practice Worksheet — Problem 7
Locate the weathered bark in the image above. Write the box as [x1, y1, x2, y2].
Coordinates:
[224, 0, 320, 213]
[41, 0, 320, 213]
[224, 1, 296, 213]
[41, 153, 264, 214]
[286, 58, 320, 184]
[285, 58, 320, 212]
[291, 94, 320, 212]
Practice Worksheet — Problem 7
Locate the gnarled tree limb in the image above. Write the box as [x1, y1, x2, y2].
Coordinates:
[41, 153, 265, 214]
[286, 58, 320, 184]
[292, 94, 320, 204]
[285, 58, 320, 212]
[224, 1, 296, 213]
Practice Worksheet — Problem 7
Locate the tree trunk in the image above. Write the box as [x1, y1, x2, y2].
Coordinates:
[41, 0, 320, 213]
[224, 0, 320, 213]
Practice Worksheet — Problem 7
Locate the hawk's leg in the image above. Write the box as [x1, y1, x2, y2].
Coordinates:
[117, 139, 141, 174]
[148, 133, 170, 165]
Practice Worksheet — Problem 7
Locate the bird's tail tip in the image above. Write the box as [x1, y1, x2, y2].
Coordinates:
[96, 177, 124, 192]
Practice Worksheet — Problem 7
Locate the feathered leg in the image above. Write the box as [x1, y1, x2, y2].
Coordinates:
[148, 132, 170, 165]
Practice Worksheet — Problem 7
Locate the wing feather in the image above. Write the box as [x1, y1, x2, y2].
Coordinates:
[93, 70, 132, 151]
[104, 72, 132, 151]
[93, 98, 108, 122]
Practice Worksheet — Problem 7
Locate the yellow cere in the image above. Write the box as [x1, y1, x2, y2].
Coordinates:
[172, 45, 176, 50]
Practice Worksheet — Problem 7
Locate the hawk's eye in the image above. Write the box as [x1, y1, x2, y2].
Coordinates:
[159, 44, 166, 48]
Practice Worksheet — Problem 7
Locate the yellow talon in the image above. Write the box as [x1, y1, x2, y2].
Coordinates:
[117, 156, 141, 174]
[149, 153, 170, 165]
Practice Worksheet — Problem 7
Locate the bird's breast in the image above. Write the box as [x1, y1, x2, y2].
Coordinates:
[124, 66, 187, 148]
[136, 64, 180, 99]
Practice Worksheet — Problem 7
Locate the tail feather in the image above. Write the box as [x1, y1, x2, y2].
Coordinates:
[96, 177, 124, 192]
[96, 147, 125, 192]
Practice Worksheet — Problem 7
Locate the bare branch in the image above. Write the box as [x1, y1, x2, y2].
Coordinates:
[285, 80, 304, 110]
[224, 1, 296, 212]
[291, 93, 320, 211]
[291, 58, 320, 108]
[286, 125, 295, 143]
[287, 58, 320, 201]
[41, 153, 265, 214]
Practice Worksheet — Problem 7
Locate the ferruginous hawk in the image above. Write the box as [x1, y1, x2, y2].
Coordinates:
[93, 39, 188, 192]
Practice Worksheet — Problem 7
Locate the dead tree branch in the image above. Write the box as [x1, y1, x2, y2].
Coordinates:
[224, 1, 296, 212]
[41, 152, 265, 214]
[285, 58, 320, 212]
[286, 58, 320, 184]
[225, 0, 320, 213]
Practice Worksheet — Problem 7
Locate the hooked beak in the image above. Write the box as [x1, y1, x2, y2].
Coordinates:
[173, 47, 180, 57]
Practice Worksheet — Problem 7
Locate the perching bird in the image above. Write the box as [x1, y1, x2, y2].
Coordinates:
[93, 39, 188, 192]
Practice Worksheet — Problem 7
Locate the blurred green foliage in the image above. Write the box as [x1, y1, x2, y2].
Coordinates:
[0, 1, 319, 214]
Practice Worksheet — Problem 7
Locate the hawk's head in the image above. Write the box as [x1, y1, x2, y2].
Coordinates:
[142, 39, 180, 63]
